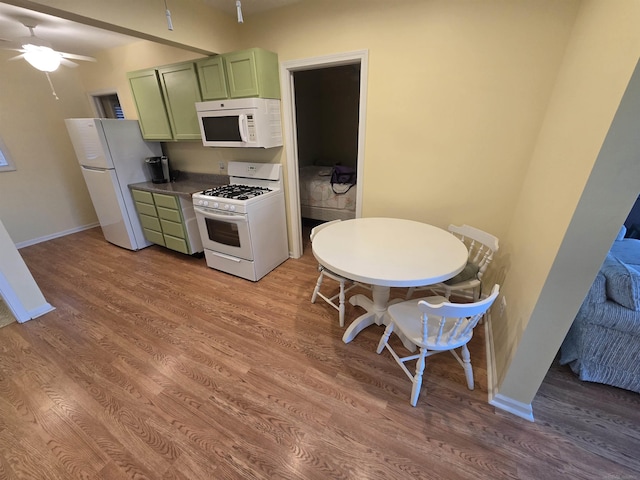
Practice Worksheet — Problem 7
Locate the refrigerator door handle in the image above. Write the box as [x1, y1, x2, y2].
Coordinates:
[81, 165, 109, 172]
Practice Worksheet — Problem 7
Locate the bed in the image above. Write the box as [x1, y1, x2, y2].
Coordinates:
[299, 165, 357, 221]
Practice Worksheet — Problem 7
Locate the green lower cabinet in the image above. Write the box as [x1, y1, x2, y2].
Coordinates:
[163, 234, 190, 254]
[131, 189, 203, 255]
[143, 228, 165, 246]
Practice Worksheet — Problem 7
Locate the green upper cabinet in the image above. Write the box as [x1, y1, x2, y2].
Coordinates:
[224, 48, 280, 99]
[157, 62, 203, 140]
[196, 56, 229, 101]
[128, 61, 202, 141]
[127, 69, 173, 141]
[128, 49, 280, 141]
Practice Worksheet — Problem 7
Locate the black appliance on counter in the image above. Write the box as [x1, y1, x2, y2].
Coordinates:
[145, 156, 171, 183]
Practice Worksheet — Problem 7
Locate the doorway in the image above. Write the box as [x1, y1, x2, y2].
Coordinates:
[281, 50, 369, 258]
[89, 90, 124, 119]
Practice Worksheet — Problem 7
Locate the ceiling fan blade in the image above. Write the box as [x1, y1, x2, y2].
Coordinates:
[60, 58, 79, 68]
[7, 53, 27, 61]
[59, 52, 96, 62]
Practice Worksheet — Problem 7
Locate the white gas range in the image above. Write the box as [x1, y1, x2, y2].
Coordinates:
[192, 162, 289, 281]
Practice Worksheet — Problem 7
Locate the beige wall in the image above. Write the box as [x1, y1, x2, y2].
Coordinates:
[0, 49, 98, 244]
[494, 0, 640, 405]
[240, 0, 579, 237]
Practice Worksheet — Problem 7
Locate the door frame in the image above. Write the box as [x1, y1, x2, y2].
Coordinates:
[280, 50, 369, 258]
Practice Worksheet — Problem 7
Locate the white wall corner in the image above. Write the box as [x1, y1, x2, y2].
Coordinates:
[484, 312, 535, 422]
[22, 303, 56, 323]
[489, 392, 535, 422]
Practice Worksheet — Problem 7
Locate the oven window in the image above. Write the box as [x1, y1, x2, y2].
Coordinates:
[205, 217, 241, 247]
[202, 116, 242, 142]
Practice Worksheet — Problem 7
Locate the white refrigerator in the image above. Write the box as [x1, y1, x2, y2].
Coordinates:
[65, 118, 162, 251]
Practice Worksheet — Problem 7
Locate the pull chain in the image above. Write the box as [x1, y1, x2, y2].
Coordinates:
[45, 72, 59, 100]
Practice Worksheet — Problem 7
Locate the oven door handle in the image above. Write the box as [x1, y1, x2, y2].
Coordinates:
[209, 251, 241, 263]
[194, 206, 247, 222]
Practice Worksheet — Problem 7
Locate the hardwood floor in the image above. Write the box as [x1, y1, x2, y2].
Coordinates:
[0, 226, 638, 479]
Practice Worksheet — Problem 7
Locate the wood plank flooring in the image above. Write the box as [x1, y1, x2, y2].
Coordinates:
[0, 226, 638, 479]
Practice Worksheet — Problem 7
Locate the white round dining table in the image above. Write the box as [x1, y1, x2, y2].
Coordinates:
[311, 217, 469, 344]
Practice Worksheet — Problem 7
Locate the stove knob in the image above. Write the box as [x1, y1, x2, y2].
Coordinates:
[197, 200, 204, 206]
[203, 200, 209, 207]
[213, 202, 219, 209]
[223, 204, 230, 210]
[229, 205, 236, 212]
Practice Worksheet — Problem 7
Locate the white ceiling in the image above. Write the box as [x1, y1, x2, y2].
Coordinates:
[0, 1, 302, 57]
[0, 3, 137, 56]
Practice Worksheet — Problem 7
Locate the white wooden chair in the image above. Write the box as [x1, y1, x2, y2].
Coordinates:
[405, 224, 499, 301]
[378, 284, 500, 406]
[310, 220, 367, 327]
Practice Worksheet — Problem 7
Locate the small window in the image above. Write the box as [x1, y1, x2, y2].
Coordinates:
[93, 93, 124, 119]
[0, 137, 16, 172]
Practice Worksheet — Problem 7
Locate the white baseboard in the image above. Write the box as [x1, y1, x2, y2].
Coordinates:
[484, 312, 535, 422]
[19, 303, 56, 323]
[15, 222, 99, 249]
[489, 393, 535, 422]
[1, 272, 56, 323]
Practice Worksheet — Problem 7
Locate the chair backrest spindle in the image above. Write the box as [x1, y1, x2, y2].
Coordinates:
[417, 285, 500, 347]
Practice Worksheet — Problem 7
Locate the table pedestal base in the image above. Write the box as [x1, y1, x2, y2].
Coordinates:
[342, 286, 416, 351]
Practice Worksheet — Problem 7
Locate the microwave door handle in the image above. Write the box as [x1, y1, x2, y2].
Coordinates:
[238, 114, 249, 143]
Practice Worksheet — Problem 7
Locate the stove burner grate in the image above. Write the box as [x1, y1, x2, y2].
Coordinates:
[201, 184, 272, 200]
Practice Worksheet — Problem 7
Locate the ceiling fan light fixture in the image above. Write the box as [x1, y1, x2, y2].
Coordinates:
[23, 44, 61, 72]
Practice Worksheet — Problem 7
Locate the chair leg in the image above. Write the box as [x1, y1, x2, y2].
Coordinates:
[311, 271, 324, 303]
[410, 347, 427, 407]
[461, 344, 474, 390]
[338, 280, 346, 327]
[405, 287, 415, 300]
[376, 322, 394, 354]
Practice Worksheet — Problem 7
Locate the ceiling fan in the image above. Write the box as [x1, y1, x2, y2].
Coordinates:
[1, 20, 96, 72]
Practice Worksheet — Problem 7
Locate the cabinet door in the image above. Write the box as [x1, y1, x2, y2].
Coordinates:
[127, 69, 173, 141]
[157, 63, 203, 141]
[197, 56, 229, 100]
[224, 48, 281, 99]
[224, 50, 260, 98]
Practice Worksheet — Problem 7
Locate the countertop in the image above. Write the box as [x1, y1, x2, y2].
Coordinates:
[129, 172, 229, 199]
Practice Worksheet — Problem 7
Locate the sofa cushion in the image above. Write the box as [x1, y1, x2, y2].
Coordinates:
[609, 238, 640, 267]
[602, 256, 640, 311]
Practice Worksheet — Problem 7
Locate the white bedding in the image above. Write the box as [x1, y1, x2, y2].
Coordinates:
[299, 166, 357, 212]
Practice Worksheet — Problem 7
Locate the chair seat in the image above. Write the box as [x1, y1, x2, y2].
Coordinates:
[405, 224, 499, 301]
[319, 266, 346, 283]
[310, 219, 369, 327]
[387, 296, 473, 350]
[378, 285, 500, 406]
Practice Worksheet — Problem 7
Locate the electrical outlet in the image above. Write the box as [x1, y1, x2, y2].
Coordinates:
[219, 161, 225, 171]
[499, 296, 507, 317]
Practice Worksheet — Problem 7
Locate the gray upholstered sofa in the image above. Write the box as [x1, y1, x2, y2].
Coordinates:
[560, 226, 640, 393]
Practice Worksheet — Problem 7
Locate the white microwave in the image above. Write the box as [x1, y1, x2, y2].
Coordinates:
[195, 98, 283, 148]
